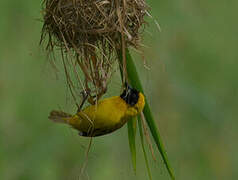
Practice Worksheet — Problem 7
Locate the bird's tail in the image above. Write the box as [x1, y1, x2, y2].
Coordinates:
[48, 110, 72, 124]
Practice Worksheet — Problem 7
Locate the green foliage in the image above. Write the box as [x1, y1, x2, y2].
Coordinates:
[120, 49, 175, 179]
[138, 116, 152, 180]
[127, 118, 137, 173]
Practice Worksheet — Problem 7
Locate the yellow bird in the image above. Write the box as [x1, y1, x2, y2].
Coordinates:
[49, 85, 145, 137]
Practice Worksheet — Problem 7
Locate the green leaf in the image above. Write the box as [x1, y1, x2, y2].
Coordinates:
[127, 117, 137, 173]
[117, 50, 137, 174]
[123, 48, 175, 180]
[138, 116, 152, 180]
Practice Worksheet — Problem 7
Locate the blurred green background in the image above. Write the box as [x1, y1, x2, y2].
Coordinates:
[0, 0, 237, 179]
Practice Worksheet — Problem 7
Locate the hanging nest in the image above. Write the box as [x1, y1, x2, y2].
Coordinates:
[40, 0, 148, 106]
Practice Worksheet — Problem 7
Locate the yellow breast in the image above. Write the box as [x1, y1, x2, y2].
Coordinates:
[68, 96, 127, 136]
[68, 93, 145, 136]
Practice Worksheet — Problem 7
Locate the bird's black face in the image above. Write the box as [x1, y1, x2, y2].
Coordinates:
[120, 85, 139, 106]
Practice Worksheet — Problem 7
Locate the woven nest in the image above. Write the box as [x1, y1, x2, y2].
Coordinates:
[40, 0, 148, 106]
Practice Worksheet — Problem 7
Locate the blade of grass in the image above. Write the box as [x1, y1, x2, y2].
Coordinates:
[127, 117, 137, 173]
[138, 115, 152, 180]
[118, 50, 138, 174]
[119, 48, 175, 179]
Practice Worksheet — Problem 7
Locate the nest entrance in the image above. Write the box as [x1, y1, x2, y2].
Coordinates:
[41, 0, 148, 107]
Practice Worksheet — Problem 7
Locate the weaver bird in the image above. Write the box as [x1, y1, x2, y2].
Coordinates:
[49, 85, 145, 137]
